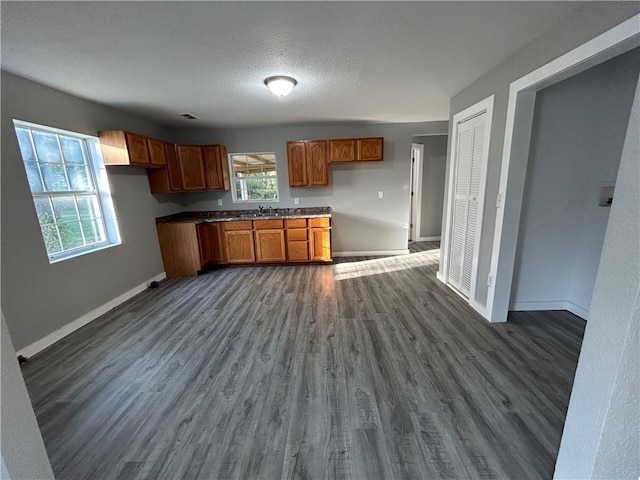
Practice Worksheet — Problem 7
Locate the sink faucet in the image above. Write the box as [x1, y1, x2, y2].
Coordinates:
[258, 205, 265, 215]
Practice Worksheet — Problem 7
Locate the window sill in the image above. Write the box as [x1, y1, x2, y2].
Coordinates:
[48, 241, 121, 264]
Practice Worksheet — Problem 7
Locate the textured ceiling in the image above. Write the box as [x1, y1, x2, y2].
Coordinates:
[1, 2, 594, 128]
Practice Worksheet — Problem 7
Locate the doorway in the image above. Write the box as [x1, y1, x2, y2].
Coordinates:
[408, 143, 423, 242]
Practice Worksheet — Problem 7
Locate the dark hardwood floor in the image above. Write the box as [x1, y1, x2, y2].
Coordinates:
[21, 242, 585, 479]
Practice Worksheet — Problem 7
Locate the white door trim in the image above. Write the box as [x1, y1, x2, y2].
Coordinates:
[486, 14, 640, 323]
[409, 143, 424, 242]
[439, 94, 494, 317]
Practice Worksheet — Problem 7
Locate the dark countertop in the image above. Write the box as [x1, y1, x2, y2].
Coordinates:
[156, 207, 331, 224]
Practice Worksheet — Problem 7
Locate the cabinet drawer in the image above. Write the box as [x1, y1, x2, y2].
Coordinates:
[287, 228, 307, 241]
[254, 219, 283, 230]
[285, 218, 307, 228]
[223, 220, 253, 231]
[309, 217, 330, 228]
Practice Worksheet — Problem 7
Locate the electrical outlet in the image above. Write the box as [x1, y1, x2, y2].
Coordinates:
[294, 197, 299, 205]
[217, 199, 223, 206]
[378, 191, 384, 199]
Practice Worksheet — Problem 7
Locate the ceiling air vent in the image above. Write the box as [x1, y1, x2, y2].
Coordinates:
[179, 113, 199, 120]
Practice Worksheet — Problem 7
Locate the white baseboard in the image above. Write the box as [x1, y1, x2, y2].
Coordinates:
[510, 300, 589, 321]
[333, 249, 410, 257]
[415, 236, 441, 242]
[436, 271, 446, 284]
[17, 272, 166, 359]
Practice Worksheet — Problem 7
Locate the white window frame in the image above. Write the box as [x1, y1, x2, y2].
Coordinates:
[13, 119, 121, 263]
[228, 151, 280, 203]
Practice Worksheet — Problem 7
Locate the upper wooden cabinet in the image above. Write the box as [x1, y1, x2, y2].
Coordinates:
[329, 139, 356, 163]
[203, 145, 231, 190]
[99, 130, 163, 167]
[148, 143, 184, 194]
[286, 140, 328, 187]
[147, 138, 167, 166]
[329, 137, 383, 163]
[177, 145, 207, 191]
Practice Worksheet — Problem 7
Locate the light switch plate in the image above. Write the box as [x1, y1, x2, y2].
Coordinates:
[378, 191, 384, 199]
[294, 197, 299, 205]
[217, 199, 223, 206]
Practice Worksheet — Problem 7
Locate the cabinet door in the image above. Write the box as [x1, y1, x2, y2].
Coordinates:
[147, 138, 167, 166]
[357, 137, 384, 161]
[309, 227, 332, 261]
[197, 223, 224, 266]
[287, 141, 308, 187]
[287, 227, 309, 261]
[255, 229, 286, 263]
[203, 145, 226, 190]
[165, 143, 184, 191]
[224, 230, 255, 263]
[125, 133, 150, 165]
[307, 140, 328, 186]
[329, 139, 356, 163]
[177, 145, 206, 191]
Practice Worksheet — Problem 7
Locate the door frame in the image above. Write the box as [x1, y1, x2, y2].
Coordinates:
[409, 143, 424, 242]
[438, 95, 494, 314]
[485, 14, 640, 323]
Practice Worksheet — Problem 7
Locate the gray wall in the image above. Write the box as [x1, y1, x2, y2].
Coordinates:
[169, 121, 448, 253]
[412, 135, 447, 239]
[1, 312, 54, 479]
[554, 75, 640, 480]
[510, 48, 640, 316]
[1, 71, 184, 350]
[447, 2, 640, 308]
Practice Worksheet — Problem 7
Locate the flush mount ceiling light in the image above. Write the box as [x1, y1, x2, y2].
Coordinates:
[264, 76, 297, 97]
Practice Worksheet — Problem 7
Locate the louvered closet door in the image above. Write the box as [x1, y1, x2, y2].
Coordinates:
[448, 112, 487, 297]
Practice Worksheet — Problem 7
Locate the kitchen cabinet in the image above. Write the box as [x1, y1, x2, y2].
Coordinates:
[99, 130, 163, 167]
[254, 219, 286, 263]
[328, 139, 356, 163]
[156, 223, 202, 276]
[203, 145, 231, 190]
[223, 221, 255, 263]
[147, 138, 167, 166]
[177, 145, 207, 191]
[357, 137, 384, 161]
[309, 217, 332, 262]
[286, 140, 329, 187]
[147, 143, 184, 194]
[197, 222, 224, 266]
[285, 218, 309, 262]
[328, 137, 383, 163]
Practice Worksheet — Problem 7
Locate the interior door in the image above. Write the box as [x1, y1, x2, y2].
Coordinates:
[448, 112, 486, 297]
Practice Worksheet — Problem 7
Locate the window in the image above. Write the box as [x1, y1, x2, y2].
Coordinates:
[13, 120, 120, 263]
[229, 152, 279, 202]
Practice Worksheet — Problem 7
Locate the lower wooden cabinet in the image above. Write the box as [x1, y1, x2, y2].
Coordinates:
[309, 217, 332, 262]
[156, 223, 202, 276]
[255, 229, 286, 263]
[158, 217, 332, 276]
[197, 223, 224, 266]
[223, 221, 255, 263]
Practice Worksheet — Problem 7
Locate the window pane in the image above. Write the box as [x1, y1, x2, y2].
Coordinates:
[51, 196, 79, 223]
[67, 165, 91, 190]
[77, 195, 99, 219]
[34, 198, 55, 225]
[24, 161, 44, 192]
[60, 136, 86, 164]
[15, 128, 36, 162]
[58, 221, 84, 250]
[247, 178, 278, 200]
[41, 163, 69, 191]
[32, 131, 62, 163]
[80, 218, 105, 244]
[41, 224, 62, 255]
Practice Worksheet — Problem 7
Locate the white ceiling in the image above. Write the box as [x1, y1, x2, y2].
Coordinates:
[1, 2, 594, 128]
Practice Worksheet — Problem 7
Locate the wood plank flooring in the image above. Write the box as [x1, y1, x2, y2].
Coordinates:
[21, 242, 585, 479]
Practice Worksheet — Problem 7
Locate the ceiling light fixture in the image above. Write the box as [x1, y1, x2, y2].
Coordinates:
[264, 76, 297, 97]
